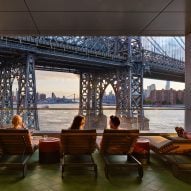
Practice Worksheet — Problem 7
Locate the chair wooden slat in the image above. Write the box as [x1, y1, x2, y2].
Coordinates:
[98, 129, 143, 179]
[0, 129, 38, 177]
[60, 129, 97, 178]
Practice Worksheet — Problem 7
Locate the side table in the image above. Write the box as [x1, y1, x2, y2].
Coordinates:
[39, 137, 60, 164]
[133, 137, 150, 165]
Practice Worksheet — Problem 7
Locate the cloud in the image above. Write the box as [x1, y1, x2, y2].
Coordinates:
[35, 70, 79, 80]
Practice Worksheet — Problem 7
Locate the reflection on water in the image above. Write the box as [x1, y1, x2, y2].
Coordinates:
[38, 104, 184, 132]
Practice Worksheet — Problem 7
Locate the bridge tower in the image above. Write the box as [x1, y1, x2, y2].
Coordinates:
[79, 37, 148, 130]
[0, 55, 39, 130]
[17, 55, 39, 130]
[0, 63, 14, 125]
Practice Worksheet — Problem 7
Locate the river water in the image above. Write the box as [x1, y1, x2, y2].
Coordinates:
[37, 104, 184, 132]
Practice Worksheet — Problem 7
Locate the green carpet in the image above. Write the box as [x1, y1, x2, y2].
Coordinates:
[0, 151, 191, 191]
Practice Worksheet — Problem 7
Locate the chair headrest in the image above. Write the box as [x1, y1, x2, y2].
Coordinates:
[0, 128, 29, 134]
[103, 129, 139, 134]
[61, 129, 96, 134]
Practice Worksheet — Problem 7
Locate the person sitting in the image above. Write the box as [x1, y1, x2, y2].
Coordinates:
[70, 115, 86, 130]
[175, 127, 191, 140]
[109, 115, 120, 130]
[11, 115, 34, 138]
[97, 115, 121, 148]
[11, 114, 25, 129]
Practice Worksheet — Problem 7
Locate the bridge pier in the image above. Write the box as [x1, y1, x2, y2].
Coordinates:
[79, 64, 149, 130]
[17, 55, 39, 130]
[0, 64, 14, 125]
[185, 33, 191, 131]
[0, 55, 39, 130]
[78, 37, 149, 130]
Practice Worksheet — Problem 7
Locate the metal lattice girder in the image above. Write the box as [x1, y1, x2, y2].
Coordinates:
[9, 36, 130, 58]
[131, 63, 144, 118]
[79, 68, 133, 118]
[79, 72, 91, 116]
[0, 36, 185, 82]
[79, 72, 105, 116]
[143, 50, 184, 73]
[17, 55, 39, 130]
[128, 37, 144, 118]
[0, 65, 14, 125]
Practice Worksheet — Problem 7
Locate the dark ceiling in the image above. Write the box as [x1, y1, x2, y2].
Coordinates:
[0, 0, 190, 35]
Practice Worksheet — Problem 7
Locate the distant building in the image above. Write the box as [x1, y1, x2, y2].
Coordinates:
[176, 90, 184, 104]
[16, 88, 18, 102]
[12, 96, 17, 102]
[52, 92, 56, 99]
[12, 91, 16, 102]
[165, 81, 170, 90]
[102, 91, 116, 104]
[148, 88, 184, 105]
[39, 93, 46, 100]
[36, 92, 39, 100]
[145, 84, 156, 98]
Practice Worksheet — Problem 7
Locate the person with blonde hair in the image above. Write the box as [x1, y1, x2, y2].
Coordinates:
[70, 115, 86, 130]
[11, 114, 25, 129]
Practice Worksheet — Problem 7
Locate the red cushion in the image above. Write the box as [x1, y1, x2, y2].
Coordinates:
[133, 139, 150, 154]
[39, 138, 60, 152]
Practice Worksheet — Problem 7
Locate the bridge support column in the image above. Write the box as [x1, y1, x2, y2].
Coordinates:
[17, 55, 39, 130]
[79, 66, 148, 130]
[0, 65, 14, 126]
[185, 33, 191, 131]
[79, 72, 107, 129]
[130, 63, 149, 130]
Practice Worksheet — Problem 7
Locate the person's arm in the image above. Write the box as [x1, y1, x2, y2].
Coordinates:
[22, 122, 26, 129]
[184, 132, 191, 140]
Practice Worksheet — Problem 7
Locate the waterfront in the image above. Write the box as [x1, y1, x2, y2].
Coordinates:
[37, 104, 184, 132]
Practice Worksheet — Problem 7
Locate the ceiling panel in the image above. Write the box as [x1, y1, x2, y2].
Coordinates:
[141, 30, 185, 36]
[26, 0, 171, 12]
[144, 13, 185, 31]
[0, 30, 38, 35]
[164, 0, 191, 12]
[38, 29, 141, 36]
[0, 12, 37, 32]
[0, 0, 190, 35]
[32, 12, 156, 34]
[0, 0, 28, 11]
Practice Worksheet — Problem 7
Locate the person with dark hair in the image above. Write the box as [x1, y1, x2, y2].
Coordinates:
[96, 115, 121, 149]
[70, 115, 86, 130]
[109, 115, 120, 129]
[175, 127, 191, 140]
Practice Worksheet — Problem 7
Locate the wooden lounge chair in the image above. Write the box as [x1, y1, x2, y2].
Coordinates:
[146, 136, 191, 176]
[97, 129, 143, 179]
[147, 136, 191, 154]
[0, 129, 38, 178]
[60, 129, 97, 178]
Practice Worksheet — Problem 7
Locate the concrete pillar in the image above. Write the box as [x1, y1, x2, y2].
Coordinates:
[185, 33, 191, 131]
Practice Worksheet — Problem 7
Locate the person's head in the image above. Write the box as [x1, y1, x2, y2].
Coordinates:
[70, 115, 86, 130]
[109, 115, 120, 129]
[12, 115, 23, 129]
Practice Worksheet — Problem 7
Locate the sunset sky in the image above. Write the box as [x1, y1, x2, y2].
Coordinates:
[11, 69, 184, 99]
[32, 70, 184, 98]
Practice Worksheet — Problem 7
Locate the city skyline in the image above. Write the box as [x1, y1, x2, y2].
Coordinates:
[12, 70, 185, 97]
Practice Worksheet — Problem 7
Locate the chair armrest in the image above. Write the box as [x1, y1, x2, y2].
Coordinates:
[167, 136, 191, 143]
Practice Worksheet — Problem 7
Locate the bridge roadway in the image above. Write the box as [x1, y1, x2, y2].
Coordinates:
[0, 36, 184, 82]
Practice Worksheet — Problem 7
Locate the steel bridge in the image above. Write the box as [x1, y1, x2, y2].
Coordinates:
[0, 36, 185, 130]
